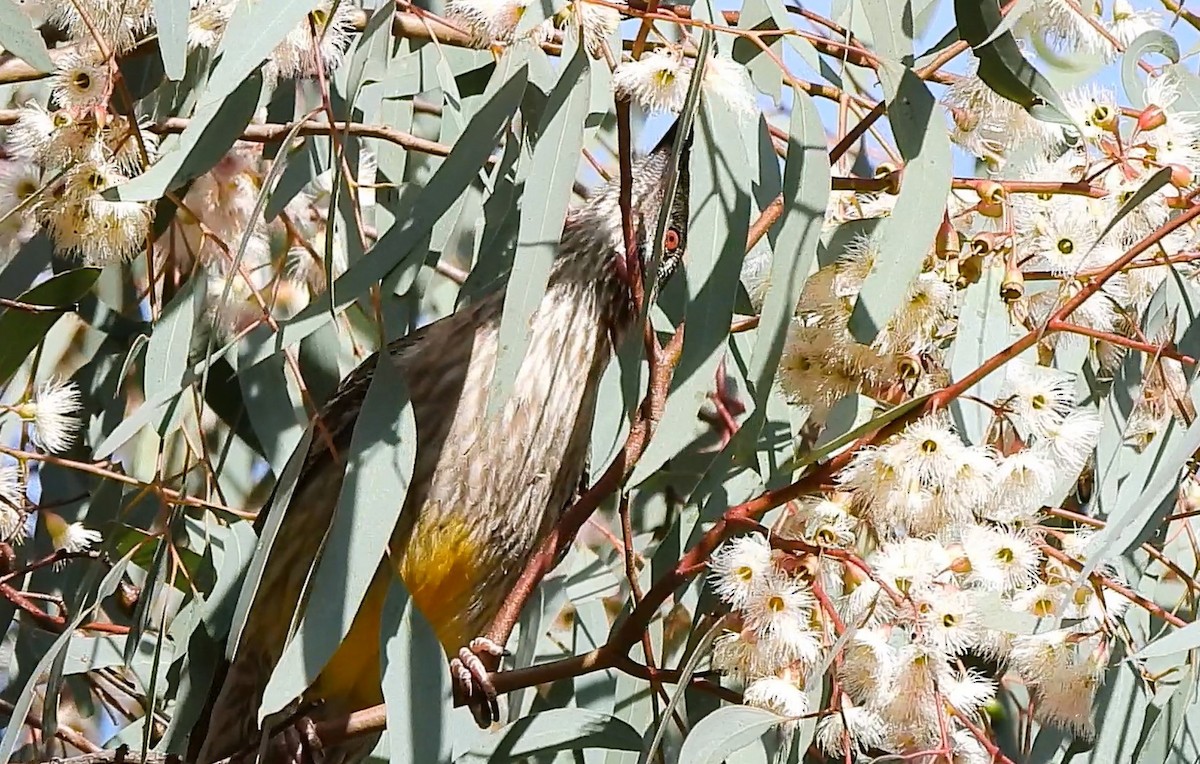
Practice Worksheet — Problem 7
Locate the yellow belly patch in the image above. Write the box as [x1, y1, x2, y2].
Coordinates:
[396, 514, 483, 651]
[307, 514, 483, 708]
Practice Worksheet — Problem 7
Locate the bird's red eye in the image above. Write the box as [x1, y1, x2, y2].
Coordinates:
[664, 227, 681, 253]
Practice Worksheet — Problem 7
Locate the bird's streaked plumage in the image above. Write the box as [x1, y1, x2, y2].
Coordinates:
[195, 129, 691, 764]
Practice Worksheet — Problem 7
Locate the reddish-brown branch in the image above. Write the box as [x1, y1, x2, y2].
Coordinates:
[1048, 320, 1197, 365]
[832, 176, 1107, 198]
[0, 582, 129, 635]
[930, 202, 1200, 410]
[1039, 543, 1189, 628]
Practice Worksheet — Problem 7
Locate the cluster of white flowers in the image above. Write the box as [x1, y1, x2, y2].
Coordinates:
[613, 46, 757, 118]
[709, 394, 1124, 755]
[765, 230, 956, 421]
[1012, 0, 1158, 61]
[708, 533, 822, 723]
[0, 378, 98, 550]
[447, 0, 621, 55]
[727, 20, 1197, 737]
[168, 141, 374, 338]
[2, 94, 156, 264]
[0, 0, 364, 267]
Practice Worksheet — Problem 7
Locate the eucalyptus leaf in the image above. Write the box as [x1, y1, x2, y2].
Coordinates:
[456, 709, 643, 762]
[487, 41, 590, 418]
[260, 352, 416, 718]
[154, 0, 190, 80]
[112, 72, 263, 201]
[1121, 31, 1181, 108]
[144, 277, 200, 412]
[948, 260, 1010, 445]
[677, 706, 786, 763]
[0, 0, 52, 72]
[1136, 621, 1200, 659]
[0, 267, 100, 386]
[953, 0, 1072, 122]
[201, 0, 321, 108]
[629, 89, 752, 486]
[847, 68, 951, 343]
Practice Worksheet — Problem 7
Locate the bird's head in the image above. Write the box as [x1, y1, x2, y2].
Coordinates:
[561, 124, 691, 294]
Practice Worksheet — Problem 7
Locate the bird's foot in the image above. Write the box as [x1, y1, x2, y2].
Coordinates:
[267, 712, 323, 764]
[450, 637, 508, 728]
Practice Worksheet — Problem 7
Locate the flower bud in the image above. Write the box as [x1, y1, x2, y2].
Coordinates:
[958, 254, 983, 286]
[977, 200, 1004, 218]
[1001, 264, 1024, 302]
[1169, 163, 1193, 189]
[935, 218, 960, 260]
[976, 180, 1006, 206]
[949, 553, 972, 575]
[1136, 104, 1167, 133]
[118, 580, 141, 612]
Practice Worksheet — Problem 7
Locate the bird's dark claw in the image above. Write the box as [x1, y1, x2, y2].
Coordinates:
[451, 637, 507, 727]
[268, 713, 323, 764]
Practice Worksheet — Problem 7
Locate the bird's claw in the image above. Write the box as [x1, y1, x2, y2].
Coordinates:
[451, 637, 507, 728]
[268, 713, 323, 764]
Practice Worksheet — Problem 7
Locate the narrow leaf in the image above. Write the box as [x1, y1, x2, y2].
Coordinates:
[144, 276, 199, 407]
[260, 354, 416, 718]
[629, 89, 753, 485]
[1136, 621, 1200, 659]
[487, 42, 590, 418]
[848, 67, 951, 342]
[1121, 31, 1180, 108]
[380, 579, 460, 763]
[154, 0, 189, 80]
[456, 709, 642, 761]
[0, 267, 99, 385]
[201, 0, 320, 108]
[677, 706, 785, 763]
[112, 72, 263, 201]
[0, 0, 52, 72]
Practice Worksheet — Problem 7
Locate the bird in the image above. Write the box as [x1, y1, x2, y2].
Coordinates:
[193, 124, 692, 764]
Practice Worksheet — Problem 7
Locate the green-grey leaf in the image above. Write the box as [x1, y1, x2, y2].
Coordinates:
[861, 0, 914, 62]
[954, 0, 1072, 122]
[641, 619, 727, 764]
[1088, 166, 1172, 256]
[380, 579, 461, 763]
[787, 393, 932, 471]
[144, 277, 199, 409]
[456, 709, 643, 762]
[1136, 621, 1200, 659]
[629, 89, 753, 486]
[745, 88, 831, 410]
[948, 260, 1010, 445]
[201, 0, 320, 108]
[260, 353, 416, 718]
[0, 0, 53, 72]
[848, 67, 951, 343]
[112, 72, 263, 201]
[154, 0, 190, 80]
[1121, 31, 1180, 108]
[0, 267, 100, 386]
[677, 706, 786, 763]
[487, 41, 590, 418]
[225, 426, 315, 660]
